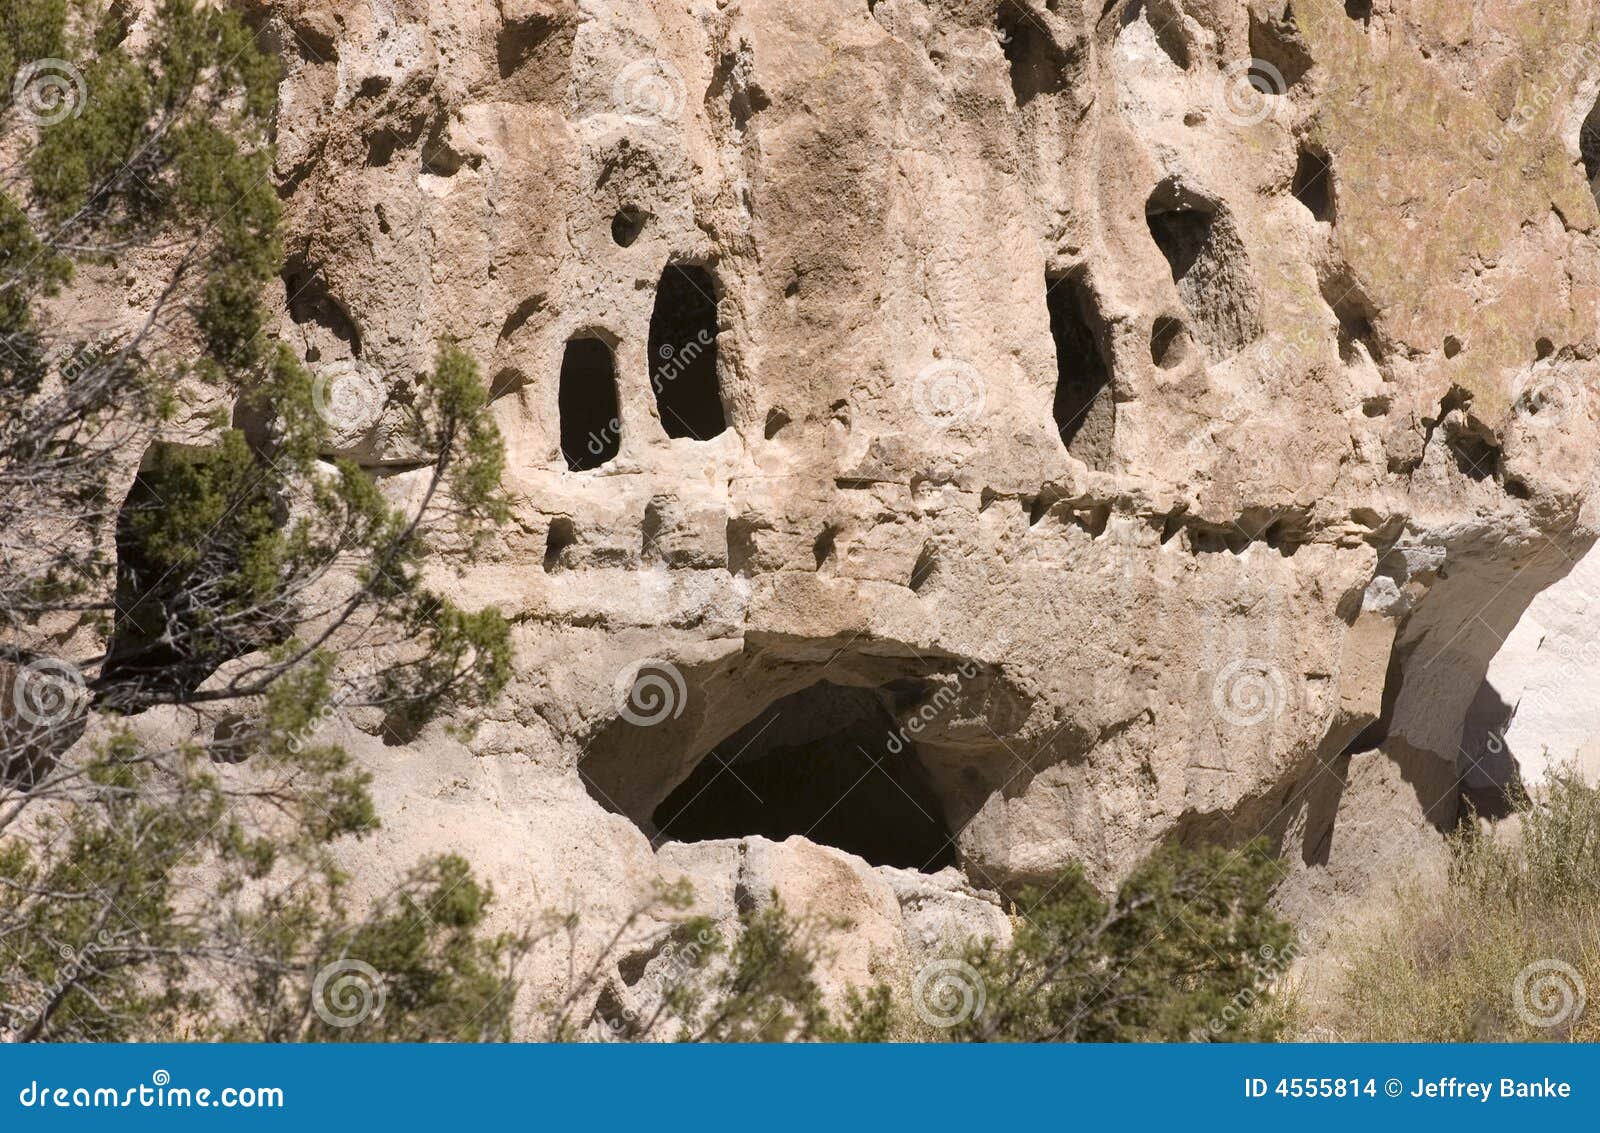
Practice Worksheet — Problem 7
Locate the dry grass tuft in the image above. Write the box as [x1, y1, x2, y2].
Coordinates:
[1299, 768, 1600, 1042]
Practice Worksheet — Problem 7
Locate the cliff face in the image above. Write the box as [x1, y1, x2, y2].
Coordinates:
[255, 0, 1600, 1015]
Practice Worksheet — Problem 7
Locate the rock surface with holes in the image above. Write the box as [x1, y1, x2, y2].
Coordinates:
[230, 0, 1600, 1030]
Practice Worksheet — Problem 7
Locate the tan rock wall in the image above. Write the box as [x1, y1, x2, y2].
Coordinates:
[246, 0, 1600, 1024]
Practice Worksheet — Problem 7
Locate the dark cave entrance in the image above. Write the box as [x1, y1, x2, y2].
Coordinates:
[1292, 145, 1334, 223]
[102, 442, 284, 705]
[648, 265, 727, 440]
[558, 337, 620, 471]
[1582, 94, 1600, 211]
[1145, 179, 1262, 356]
[1146, 196, 1214, 286]
[652, 681, 956, 871]
[1047, 273, 1115, 468]
[997, 0, 1066, 108]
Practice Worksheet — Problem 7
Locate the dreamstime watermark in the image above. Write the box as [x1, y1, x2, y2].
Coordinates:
[1213, 58, 1286, 128]
[1513, 959, 1587, 1030]
[11, 59, 87, 127]
[16, 1070, 283, 1110]
[596, 924, 720, 1038]
[653, 328, 715, 395]
[911, 359, 986, 432]
[9, 657, 88, 730]
[568, 330, 717, 461]
[311, 958, 386, 1028]
[1481, 40, 1600, 159]
[911, 28, 1005, 126]
[1248, 325, 1320, 385]
[312, 361, 385, 434]
[576, 417, 621, 464]
[1190, 938, 1300, 1041]
[1211, 658, 1290, 727]
[615, 658, 687, 726]
[1510, 366, 1589, 431]
[613, 58, 686, 127]
[280, 643, 403, 755]
[912, 958, 986, 1028]
[281, 695, 346, 756]
[55, 335, 125, 385]
[885, 658, 983, 755]
[1183, 420, 1220, 460]
[1544, 629, 1600, 670]
[0, 936, 115, 1036]
[942, 627, 1013, 659]
[1184, 327, 1318, 457]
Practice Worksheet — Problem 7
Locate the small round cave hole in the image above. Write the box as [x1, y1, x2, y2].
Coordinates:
[652, 681, 956, 872]
[611, 207, 647, 247]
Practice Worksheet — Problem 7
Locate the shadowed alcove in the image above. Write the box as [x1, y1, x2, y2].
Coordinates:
[1046, 272, 1115, 468]
[579, 645, 1042, 883]
[648, 265, 726, 440]
[997, 0, 1068, 107]
[558, 337, 620, 471]
[1292, 145, 1334, 223]
[651, 681, 956, 871]
[1145, 179, 1263, 357]
[1581, 91, 1600, 211]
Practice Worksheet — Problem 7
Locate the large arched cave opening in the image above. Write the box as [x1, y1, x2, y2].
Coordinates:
[651, 681, 956, 872]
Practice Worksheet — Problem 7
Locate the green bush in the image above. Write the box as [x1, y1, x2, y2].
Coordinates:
[1, 1, 514, 1042]
[558, 840, 1294, 1044]
[949, 839, 1292, 1042]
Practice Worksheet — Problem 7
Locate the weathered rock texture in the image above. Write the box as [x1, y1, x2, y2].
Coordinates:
[236, 0, 1600, 1023]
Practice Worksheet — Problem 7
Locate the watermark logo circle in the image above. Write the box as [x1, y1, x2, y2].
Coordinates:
[1512, 368, 1589, 431]
[151, 1070, 171, 1087]
[615, 658, 687, 727]
[1211, 658, 1288, 727]
[12, 60, 87, 127]
[1214, 58, 1286, 127]
[312, 364, 385, 433]
[312, 958, 386, 1028]
[1185, 424, 1219, 458]
[614, 59, 686, 126]
[912, 959, 986, 1028]
[11, 657, 88, 728]
[912, 360, 986, 431]
[1513, 959, 1586, 1029]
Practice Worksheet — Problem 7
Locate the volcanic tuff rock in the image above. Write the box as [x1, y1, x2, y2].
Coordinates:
[224, 0, 1600, 1022]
